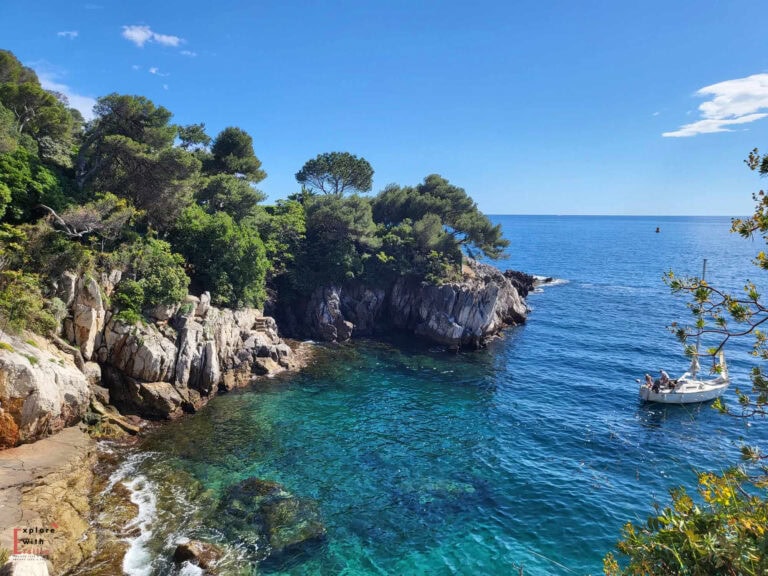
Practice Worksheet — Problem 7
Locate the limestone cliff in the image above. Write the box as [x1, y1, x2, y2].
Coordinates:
[0, 272, 301, 443]
[285, 259, 534, 349]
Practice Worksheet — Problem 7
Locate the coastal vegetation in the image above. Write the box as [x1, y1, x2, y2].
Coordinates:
[0, 47, 507, 332]
[604, 150, 768, 575]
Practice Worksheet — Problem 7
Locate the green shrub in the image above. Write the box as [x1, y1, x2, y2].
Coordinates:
[0, 270, 56, 334]
[114, 279, 144, 314]
[0, 342, 14, 352]
[23, 354, 38, 365]
[114, 309, 142, 325]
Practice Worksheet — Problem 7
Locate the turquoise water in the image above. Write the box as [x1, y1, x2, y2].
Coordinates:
[117, 216, 768, 575]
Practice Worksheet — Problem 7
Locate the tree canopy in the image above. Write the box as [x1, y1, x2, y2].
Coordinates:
[76, 93, 200, 230]
[372, 174, 509, 260]
[295, 151, 373, 196]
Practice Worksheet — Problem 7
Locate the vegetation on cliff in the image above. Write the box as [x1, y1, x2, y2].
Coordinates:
[0, 48, 508, 334]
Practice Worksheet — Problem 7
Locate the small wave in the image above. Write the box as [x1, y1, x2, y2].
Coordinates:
[123, 474, 159, 576]
[532, 277, 569, 292]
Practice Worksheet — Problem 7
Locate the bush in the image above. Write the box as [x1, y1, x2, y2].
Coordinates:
[0, 270, 56, 334]
[123, 238, 189, 307]
[113, 279, 144, 313]
[604, 468, 768, 575]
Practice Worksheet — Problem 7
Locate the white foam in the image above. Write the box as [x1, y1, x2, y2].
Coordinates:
[122, 474, 158, 576]
[178, 562, 205, 576]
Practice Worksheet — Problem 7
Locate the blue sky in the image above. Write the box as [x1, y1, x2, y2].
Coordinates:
[1, 0, 767, 215]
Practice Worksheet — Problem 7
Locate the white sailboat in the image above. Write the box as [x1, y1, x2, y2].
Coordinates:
[638, 259, 730, 404]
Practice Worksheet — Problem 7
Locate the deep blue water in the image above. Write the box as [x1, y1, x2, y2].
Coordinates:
[114, 216, 768, 575]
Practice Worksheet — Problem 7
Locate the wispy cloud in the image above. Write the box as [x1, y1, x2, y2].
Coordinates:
[57, 31, 79, 39]
[148, 67, 169, 77]
[122, 25, 183, 48]
[663, 73, 768, 137]
[37, 71, 96, 120]
[180, 50, 197, 57]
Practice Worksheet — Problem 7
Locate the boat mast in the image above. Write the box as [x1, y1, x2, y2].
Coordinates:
[692, 258, 707, 378]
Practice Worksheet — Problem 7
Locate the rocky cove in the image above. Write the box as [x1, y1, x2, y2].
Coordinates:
[0, 259, 537, 575]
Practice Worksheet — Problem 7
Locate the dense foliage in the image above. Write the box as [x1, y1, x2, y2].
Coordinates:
[0, 47, 504, 333]
[605, 151, 768, 574]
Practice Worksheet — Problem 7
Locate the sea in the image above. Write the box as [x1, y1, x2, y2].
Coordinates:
[97, 215, 768, 575]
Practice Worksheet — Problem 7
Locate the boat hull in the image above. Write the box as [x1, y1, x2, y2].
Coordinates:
[639, 380, 728, 404]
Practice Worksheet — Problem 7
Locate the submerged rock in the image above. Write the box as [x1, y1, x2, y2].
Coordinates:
[173, 539, 223, 569]
[218, 477, 326, 560]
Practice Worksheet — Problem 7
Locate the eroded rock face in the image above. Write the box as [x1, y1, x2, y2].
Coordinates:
[91, 301, 297, 418]
[73, 276, 106, 361]
[294, 259, 530, 348]
[389, 261, 528, 348]
[0, 333, 90, 447]
[99, 319, 177, 383]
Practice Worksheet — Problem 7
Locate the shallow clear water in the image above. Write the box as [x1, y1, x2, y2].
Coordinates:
[118, 216, 768, 575]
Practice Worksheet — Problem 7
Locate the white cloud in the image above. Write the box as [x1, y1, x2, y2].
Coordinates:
[148, 67, 169, 77]
[122, 25, 182, 48]
[162, 84, 169, 91]
[37, 72, 96, 120]
[663, 73, 768, 137]
[131, 64, 141, 70]
[57, 31, 79, 39]
[180, 50, 197, 57]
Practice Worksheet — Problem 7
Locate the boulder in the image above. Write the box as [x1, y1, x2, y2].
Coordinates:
[0, 332, 90, 447]
[101, 366, 183, 419]
[100, 319, 176, 383]
[172, 540, 223, 569]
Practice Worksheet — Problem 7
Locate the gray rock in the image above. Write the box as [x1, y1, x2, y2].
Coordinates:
[57, 271, 78, 307]
[0, 331, 90, 447]
[73, 276, 106, 361]
[196, 291, 211, 318]
[101, 319, 176, 382]
[102, 366, 183, 419]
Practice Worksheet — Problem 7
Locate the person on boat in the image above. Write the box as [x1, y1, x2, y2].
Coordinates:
[659, 369, 670, 386]
[644, 374, 653, 387]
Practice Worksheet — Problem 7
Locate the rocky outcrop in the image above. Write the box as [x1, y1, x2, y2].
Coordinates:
[291, 259, 531, 349]
[71, 276, 106, 361]
[0, 428, 97, 575]
[0, 333, 90, 448]
[85, 293, 299, 418]
[389, 261, 528, 348]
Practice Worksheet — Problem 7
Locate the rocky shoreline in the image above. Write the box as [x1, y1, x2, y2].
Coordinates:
[0, 260, 538, 574]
